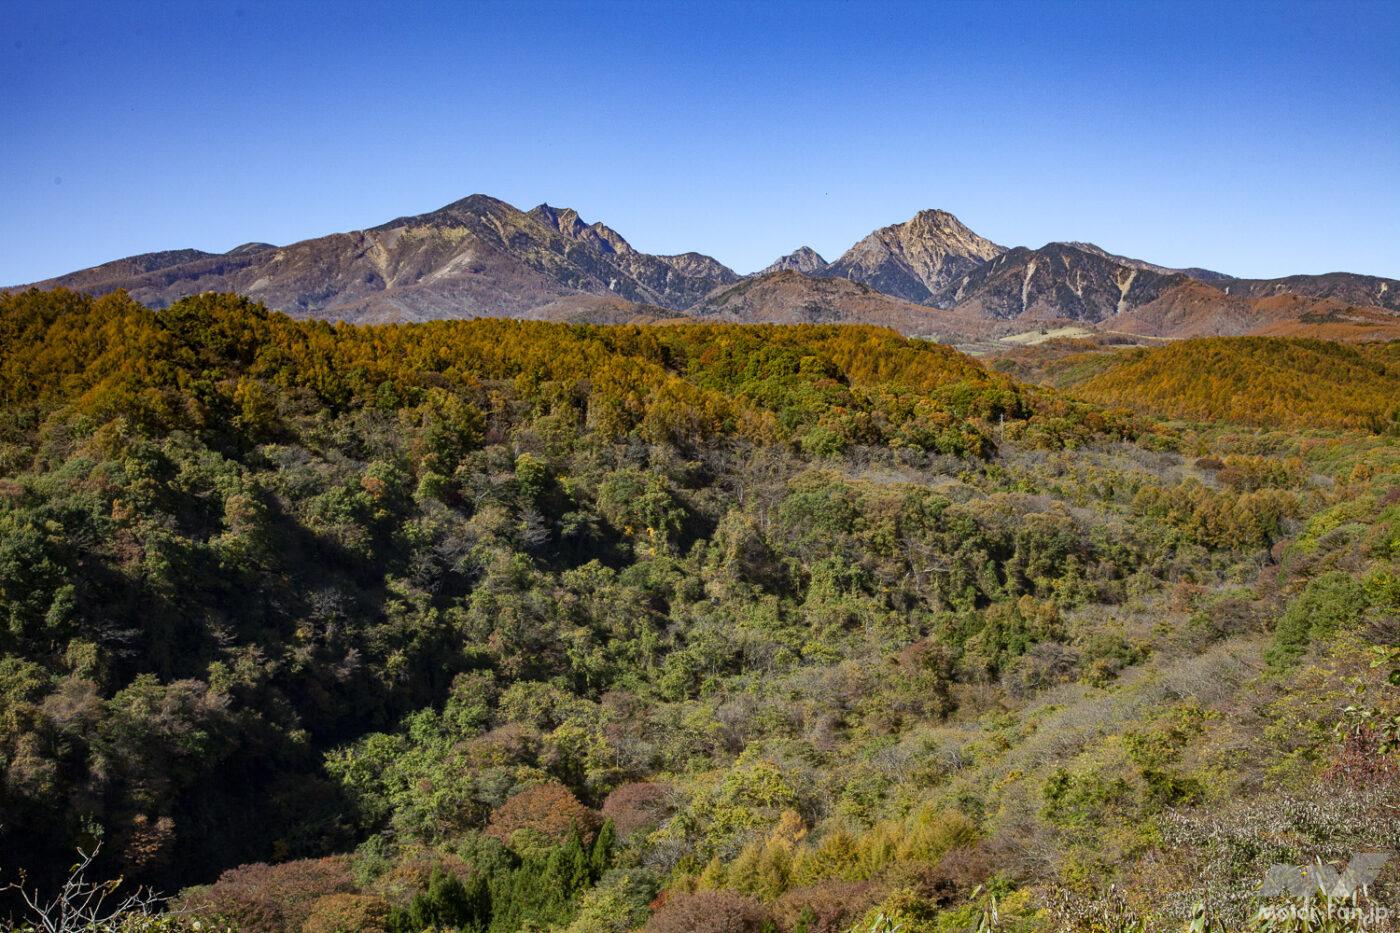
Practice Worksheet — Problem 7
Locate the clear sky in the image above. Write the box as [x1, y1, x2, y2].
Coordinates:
[2, 0, 1398, 284]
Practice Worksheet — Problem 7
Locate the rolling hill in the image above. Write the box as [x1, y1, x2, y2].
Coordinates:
[1057, 337, 1400, 430]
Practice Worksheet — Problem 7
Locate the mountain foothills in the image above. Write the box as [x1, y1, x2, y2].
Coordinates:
[12, 195, 1399, 341]
[0, 286, 1397, 933]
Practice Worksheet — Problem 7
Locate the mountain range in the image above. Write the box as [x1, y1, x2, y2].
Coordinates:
[11, 194, 1399, 342]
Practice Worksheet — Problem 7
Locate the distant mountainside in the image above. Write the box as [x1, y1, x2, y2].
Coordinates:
[930, 240, 1399, 340]
[1220, 272, 1399, 311]
[38, 248, 224, 289]
[760, 246, 828, 275]
[517, 293, 685, 325]
[1058, 242, 1234, 284]
[12, 195, 738, 322]
[524, 203, 737, 309]
[935, 242, 1191, 322]
[689, 270, 996, 338]
[10, 195, 1398, 340]
[818, 209, 1005, 302]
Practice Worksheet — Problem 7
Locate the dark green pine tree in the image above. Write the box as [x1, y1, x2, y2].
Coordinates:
[590, 819, 615, 879]
[388, 867, 491, 933]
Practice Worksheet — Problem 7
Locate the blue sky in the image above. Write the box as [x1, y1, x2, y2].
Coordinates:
[2, 0, 1398, 283]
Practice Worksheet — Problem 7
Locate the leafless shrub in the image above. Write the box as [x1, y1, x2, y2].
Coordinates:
[1, 845, 170, 933]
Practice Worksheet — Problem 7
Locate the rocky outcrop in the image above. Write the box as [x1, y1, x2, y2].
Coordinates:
[936, 242, 1191, 322]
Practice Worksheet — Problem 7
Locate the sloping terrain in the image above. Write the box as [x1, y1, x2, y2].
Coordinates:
[936, 242, 1193, 322]
[689, 269, 998, 337]
[515, 293, 685, 325]
[1223, 271, 1400, 311]
[1060, 336, 1400, 430]
[760, 246, 828, 275]
[1058, 240, 1234, 284]
[12, 195, 738, 322]
[934, 241, 1400, 340]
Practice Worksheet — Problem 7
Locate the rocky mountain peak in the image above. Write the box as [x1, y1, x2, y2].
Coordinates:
[820, 208, 1005, 302]
[527, 204, 640, 258]
[900, 208, 1004, 254]
[761, 246, 828, 275]
[585, 221, 636, 256]
[529, 203, 589, 238]
[907, 208, 967, 230]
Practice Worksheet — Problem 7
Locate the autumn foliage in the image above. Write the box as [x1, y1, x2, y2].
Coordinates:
[301, 893, 391, 933]
[643, 890, 771, 933]
[176, 857, 354, 932]
[1067, 336, 1400, 431]
[486, 782, 601, 847]
[0, 288, 1394, 931]
[600, 781, 674, 837]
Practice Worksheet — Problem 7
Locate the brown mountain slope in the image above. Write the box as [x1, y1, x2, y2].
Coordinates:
[939, 242, 1194, 322]
[12, 195, 737, 322]
[937, 241, 1400, 340]
[517, 294, 687, 325]
[690, 270, 998, 337]
[1096, 284, 1400, 341]
[1244, 296, 1400, 341]
[24, 247, 226, 291]
[12, 197, 1399, 340]
[1107, 279, 1260, 337]
[1222, 272, 1400, 312]
[1059, 242, 1233, 284]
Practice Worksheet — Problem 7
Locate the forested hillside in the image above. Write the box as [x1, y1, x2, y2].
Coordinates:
[0, 290, 1395, 932]
[1040, 337, 1400, 432]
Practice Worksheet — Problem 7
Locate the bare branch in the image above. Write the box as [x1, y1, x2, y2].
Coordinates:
[1, 844, 169, 933]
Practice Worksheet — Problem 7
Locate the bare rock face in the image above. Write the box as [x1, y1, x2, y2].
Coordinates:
[760, 247, 828, 275]
[522, 202, 740, 310]
[820, 209, 1005, 302]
